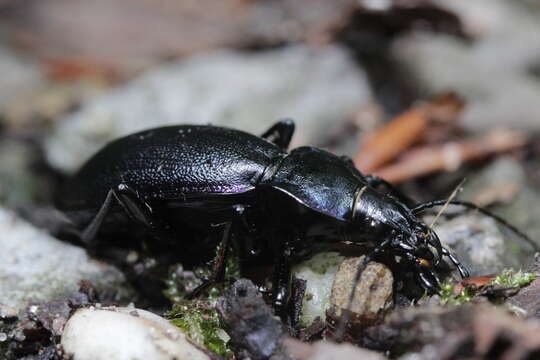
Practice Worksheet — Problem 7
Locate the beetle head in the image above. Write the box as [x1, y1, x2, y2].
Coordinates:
[349, 185, 460, 292]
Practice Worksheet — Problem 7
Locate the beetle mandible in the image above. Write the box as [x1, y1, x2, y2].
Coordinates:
[56, 119, 533, 314]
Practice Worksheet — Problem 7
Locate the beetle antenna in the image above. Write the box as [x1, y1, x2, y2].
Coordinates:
[429, 179, 466, 229]
[412, 200, 539, 251]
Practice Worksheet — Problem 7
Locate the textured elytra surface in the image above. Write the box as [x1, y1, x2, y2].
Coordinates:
[58, 125, 284, 210]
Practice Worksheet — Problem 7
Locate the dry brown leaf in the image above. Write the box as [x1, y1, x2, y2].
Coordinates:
[371, 129, 527, 184]
[354, 92, 464, 173]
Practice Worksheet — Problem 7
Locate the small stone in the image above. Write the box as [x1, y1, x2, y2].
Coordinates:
[61, 306, 210, 360]
[217, 279, 291, 360]
[326, 257, 393, 337]
[329, 257, 393, 319]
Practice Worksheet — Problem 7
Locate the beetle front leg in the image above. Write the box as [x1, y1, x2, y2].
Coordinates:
[260, 119, 295, 150]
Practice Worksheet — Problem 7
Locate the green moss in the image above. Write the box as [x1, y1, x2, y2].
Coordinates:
[168, 300, 232, 358]
[165, 246, 240, 357]
[439, 283, 476, 306]
[491, 269, 538, 288]
[163, 244, 241, 303]
[439, 269, 538, 306]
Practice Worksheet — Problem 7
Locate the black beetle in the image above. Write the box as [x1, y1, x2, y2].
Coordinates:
[56, 120, 534, 314]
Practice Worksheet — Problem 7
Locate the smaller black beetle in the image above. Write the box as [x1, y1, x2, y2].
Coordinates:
[56, 120, 535, 314]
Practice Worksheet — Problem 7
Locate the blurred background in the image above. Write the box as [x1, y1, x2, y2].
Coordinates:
[1, 0, 540, 250]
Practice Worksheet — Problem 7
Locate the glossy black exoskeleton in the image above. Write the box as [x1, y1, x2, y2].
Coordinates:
[56, 120, 534, 315]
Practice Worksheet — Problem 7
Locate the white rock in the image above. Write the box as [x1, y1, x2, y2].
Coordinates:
[0, 206, 128, 310]
[292, 252, 344, 326]
[61, 307, 210, 360]
[45, 44, 372, 172]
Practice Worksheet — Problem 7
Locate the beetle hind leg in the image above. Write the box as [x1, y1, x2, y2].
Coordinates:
[260, 119, 295, 150]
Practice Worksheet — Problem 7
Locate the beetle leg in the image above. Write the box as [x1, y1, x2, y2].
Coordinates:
[260, 119, 295, 150]
[417, 267, 440, 294]
[425, 230, 443, 266]
[81, 184, 174, 245]
[187, 222, 233, 298]
[364, 174, 416, 207]
[80, 188, 116, 245]
[402, 251, 440, 294]
[441, 247, 469, 279]
[271, 240, 293, 318]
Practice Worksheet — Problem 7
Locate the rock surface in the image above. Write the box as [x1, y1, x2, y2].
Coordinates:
[392, 0, 540, 131]
[292, 252, 344, 326]
[328, 257, 393, 322]
[434, 214, 520, 277]
[217, 279, 291, 360]
[430, 157, 540, 277]
[0, 207, 129, 311]
[61, 306, 210, 360]
[45, 45, 372, 172]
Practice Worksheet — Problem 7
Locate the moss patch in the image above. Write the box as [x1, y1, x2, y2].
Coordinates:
[491, 269, 538, 288]
[168, 299, 232, 357]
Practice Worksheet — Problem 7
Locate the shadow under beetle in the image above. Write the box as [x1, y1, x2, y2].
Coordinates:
[56, 119, 536, 315]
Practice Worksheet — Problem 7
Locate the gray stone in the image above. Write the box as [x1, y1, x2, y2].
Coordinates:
[0, 207, 130, 310]
[434, 214, 520, 277]
[428, 157, 539, 276]
[45, 45, 372, 172]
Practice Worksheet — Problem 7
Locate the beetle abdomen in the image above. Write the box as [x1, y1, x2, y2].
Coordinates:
[58, 125, 284, 210]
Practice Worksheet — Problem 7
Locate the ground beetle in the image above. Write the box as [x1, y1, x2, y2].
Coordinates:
[56, 120, 536, 315]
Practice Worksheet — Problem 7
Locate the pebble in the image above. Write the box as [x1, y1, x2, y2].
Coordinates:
[327, 257, 393, 327]
[61, 306, 210, 360]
